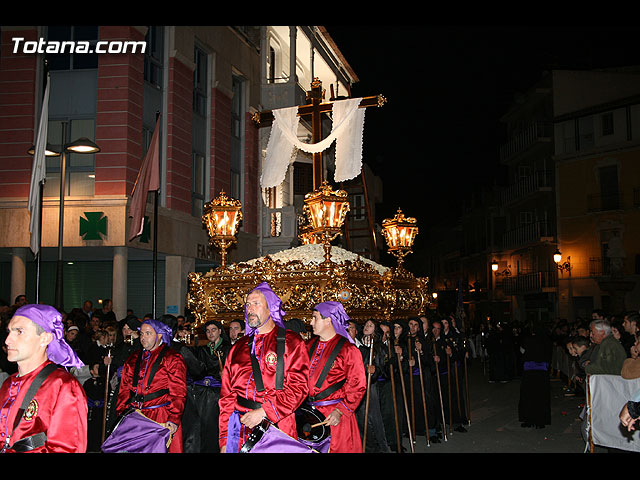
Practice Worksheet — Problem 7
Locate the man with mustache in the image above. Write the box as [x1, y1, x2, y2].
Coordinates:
[219, 282, 310, 452]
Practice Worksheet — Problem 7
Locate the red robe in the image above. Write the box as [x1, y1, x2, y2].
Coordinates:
[306, 334, 367, 453]
[116, 344, 187, 453]
[0, 361, 88, 453]
[219, 327, 309, 452]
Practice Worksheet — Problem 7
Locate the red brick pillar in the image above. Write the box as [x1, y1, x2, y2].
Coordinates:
[0, 27, 40, 199]
[95, 26, 145, 197]
[165, 55, 193, 214]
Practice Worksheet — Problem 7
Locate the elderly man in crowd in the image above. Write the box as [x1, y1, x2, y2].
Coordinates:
[584, 319, 627, 375]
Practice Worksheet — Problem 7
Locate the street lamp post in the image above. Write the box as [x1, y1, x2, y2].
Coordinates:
[554, 248, 573, 322]
[28, 123, 100, 310]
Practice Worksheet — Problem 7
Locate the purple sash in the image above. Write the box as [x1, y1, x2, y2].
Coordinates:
[101, 409, 171, 453]
[524, 361, 549, 371]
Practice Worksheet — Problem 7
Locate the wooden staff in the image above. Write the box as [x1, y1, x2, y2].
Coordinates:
[432, 342, 448, 442]
[446, 351, 453, 435]
[101, 347, 112, 444]
[387, 340, 402, 453]
[394, 339, 415, 453]
[408, 335, 416, 440]
[463, 339, 471, 425]
[362, 335, 375, 451]
[454, 358, 463, 421]
[415, 340, 430, 447]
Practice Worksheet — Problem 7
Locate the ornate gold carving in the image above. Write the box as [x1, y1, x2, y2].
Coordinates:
[187, 245, 429, 328]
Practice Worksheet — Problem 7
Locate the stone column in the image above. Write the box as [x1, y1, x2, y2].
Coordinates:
[112, 246, 128, 320]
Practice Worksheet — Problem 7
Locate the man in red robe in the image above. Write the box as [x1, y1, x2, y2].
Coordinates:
[115, 319, 187, 453]
[219, 282, 310, 452]
[307, 301, 367, 453]
[0, 304, 87, 453]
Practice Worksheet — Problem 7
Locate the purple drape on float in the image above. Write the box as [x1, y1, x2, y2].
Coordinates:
[245, 425, 316, 453]
[101, 410, 171, 453]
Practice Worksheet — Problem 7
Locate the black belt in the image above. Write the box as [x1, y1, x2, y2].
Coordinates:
[127, 388, 169, 406]
[308, 378, 346, 402]
[9, 432, 47, 452]
[237, 395, 262, 410]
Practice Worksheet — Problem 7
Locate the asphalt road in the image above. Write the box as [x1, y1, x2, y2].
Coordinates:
[402, 357, 590, 454]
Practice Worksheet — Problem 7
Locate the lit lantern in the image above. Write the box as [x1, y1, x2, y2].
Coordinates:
[203, 191, 243, 267]
[301, 180, 350, 264]
[382, 208, 418, 268]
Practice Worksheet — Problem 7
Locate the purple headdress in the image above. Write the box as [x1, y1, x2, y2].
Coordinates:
[14, 304, 85, 369]
[141, 319, 173, 347]
[313, 301, 355, 344]
[244, 282, 286, 354]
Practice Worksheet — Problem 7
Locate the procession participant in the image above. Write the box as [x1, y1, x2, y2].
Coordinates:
[228, 319, 244, 345]
[219, 282, 310, 453]
[408, 316, 436, 440]
[307, 301, 367, 453]
[0, 304, 87, 453]
[355, 318, 392, 453]
[377, 321, 402, 451]
[181, 319, 230, 453]
[434, 318, 468, 434]
[102, 314, 141, 434]
[115, 318, 187, 453]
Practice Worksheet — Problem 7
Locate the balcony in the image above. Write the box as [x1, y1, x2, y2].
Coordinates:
[500, 170, 553, 205]
[501, 221, 555, 250]
[499, 121, 553, 163]
[261, 205, 299, 255]
[502, 271, 557, 295]
[260, 82, 308, 112]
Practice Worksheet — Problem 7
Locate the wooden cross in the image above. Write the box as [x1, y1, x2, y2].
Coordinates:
[253, 78, 386, 190]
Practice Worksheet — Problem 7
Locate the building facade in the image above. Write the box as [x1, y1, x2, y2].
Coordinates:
[0, 25, 366, 320]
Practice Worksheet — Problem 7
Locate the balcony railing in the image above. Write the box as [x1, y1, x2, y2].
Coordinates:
[502, 271, 557, 294]
[500, 170, 553, 205]
[499, 121, 553, 162]
[501, 221, 555, 250]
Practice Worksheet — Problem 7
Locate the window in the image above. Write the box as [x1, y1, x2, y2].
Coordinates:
[230, 75, 244, 202]
[192, 153, 205, 217]
[579, 116, 594, 149]
[46, 26, 99, 70]
[599, 165, 619, 210]
[602, 112, 614, 136]
[144, 26, 163, 88]
[293, 162, 313, 195]
[43, 119, 97, 197]
[193, 46, 208, 117]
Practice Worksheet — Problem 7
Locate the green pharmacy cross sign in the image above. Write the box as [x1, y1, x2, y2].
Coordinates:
[79, 212, 108, 240]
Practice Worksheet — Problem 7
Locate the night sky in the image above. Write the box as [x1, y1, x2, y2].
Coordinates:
[325, 24, 640, 228]
[322, 24, 640, 273]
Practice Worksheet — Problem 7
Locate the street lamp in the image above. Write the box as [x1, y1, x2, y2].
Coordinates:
[301, 180, 350, 265]
[381, 207, 418, 269]
[554, 248, 571, 274]
[202, 191, 243, 268]
[28, 124, 100, 310]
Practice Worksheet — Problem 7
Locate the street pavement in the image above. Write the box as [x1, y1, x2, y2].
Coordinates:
[402, 358, 590, 454]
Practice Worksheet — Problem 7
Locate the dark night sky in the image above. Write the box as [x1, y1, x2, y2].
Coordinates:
[324, 24, 640, 230]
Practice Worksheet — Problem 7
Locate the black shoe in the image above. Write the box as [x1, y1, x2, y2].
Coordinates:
[454, 425, 467, 433]
[521, 423, 533, 428]
[430, 436, 441, 444]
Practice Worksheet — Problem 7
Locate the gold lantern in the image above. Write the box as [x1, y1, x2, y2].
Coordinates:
[202, 191, 243, 268]
[301, 180, 350, 264]
[382, 208, 418, 268]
